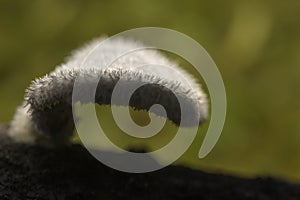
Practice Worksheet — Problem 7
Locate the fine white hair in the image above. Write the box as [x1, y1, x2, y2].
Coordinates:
[8, 37, 208, 143]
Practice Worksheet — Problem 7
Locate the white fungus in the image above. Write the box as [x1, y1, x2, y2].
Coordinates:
[8, 37, 208, 143]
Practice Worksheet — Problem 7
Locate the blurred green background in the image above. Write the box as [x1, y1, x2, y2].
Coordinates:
[1, 0, 300, 181]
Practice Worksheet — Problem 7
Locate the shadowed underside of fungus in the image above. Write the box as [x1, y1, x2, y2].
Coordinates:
[8, 37, 208, 143]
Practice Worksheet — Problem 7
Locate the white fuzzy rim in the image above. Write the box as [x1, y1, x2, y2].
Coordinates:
[9, 37, 208, 143]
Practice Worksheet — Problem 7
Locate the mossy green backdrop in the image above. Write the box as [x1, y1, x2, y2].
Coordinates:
[1, 0, 300, 181]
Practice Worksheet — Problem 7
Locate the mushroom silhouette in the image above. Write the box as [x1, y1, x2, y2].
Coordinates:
[8, 37, 208, 144]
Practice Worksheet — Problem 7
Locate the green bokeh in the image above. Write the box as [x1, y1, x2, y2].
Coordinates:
[1, 0, 300, 181]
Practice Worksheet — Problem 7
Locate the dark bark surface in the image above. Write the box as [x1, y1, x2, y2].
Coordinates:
[0, 128, 300, 200]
